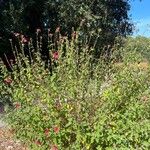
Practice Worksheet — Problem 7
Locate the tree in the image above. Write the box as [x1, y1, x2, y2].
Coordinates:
[0, 0, 133, 59]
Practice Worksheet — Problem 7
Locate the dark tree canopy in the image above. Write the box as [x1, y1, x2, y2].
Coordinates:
[0, 0, 133, 56]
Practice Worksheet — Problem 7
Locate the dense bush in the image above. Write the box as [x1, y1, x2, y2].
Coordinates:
[0, 36, 150, 149]
[123, 36, 150, 62]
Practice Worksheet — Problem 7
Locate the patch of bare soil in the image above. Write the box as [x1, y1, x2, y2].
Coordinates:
[0, 128, 28, 150]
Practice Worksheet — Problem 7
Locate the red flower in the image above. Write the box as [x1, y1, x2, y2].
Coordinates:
[4, 77, 12, 85]
[34, 140, 42, 146]
[53, 52, 59, 60]
[21, 37, 28, 44]
[55, 27, 60, 33]
[53, 126, 60, 134]
[36, 28, 41, 33]
[14, 32, 20, 37]
[44, 128, 50, 136]
[21, 35, 29, 44]
[14, 102, 21, 109]
[51, 145, 58, 150]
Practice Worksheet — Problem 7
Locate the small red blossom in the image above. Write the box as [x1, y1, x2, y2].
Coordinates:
[51, 145, 58, 150]
[53, 52, 59, 60]
[21, 37, 28, 44]
[34, 140, 42, 146]
[44, 128, 50, 136]
[36, 28, 41, 33]
[53, 126, 60, 134]
[4, 77, 12, 85]
[14, 32, 20, 37]
[21, 35, 29, 44]
[55, 27, 60, 33]
[14, 102, 21, 109]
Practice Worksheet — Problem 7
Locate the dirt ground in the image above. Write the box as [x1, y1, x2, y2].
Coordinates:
[0, 112, 27, 150]
[0, 128, 28, 150]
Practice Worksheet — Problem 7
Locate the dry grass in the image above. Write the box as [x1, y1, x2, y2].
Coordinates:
[114, 61, 150, 70]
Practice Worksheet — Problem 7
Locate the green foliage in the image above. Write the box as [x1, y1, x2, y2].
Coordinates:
[124, 36, 150, 62]
[0, 0, 133, 56]
[0, 36, 150, 149]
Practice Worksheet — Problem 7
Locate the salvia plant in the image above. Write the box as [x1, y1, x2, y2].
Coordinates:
[0, 33, 150, 150]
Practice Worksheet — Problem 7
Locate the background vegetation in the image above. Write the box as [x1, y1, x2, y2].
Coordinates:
[0, 0, 150, 149]
[0, 0, 133, 60]
[0, 34, 150, 149]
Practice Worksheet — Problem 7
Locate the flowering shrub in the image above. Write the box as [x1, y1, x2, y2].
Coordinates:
[0, 36, 150, 149]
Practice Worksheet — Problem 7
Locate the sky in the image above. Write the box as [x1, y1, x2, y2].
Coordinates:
[130, 0, 150, 37]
